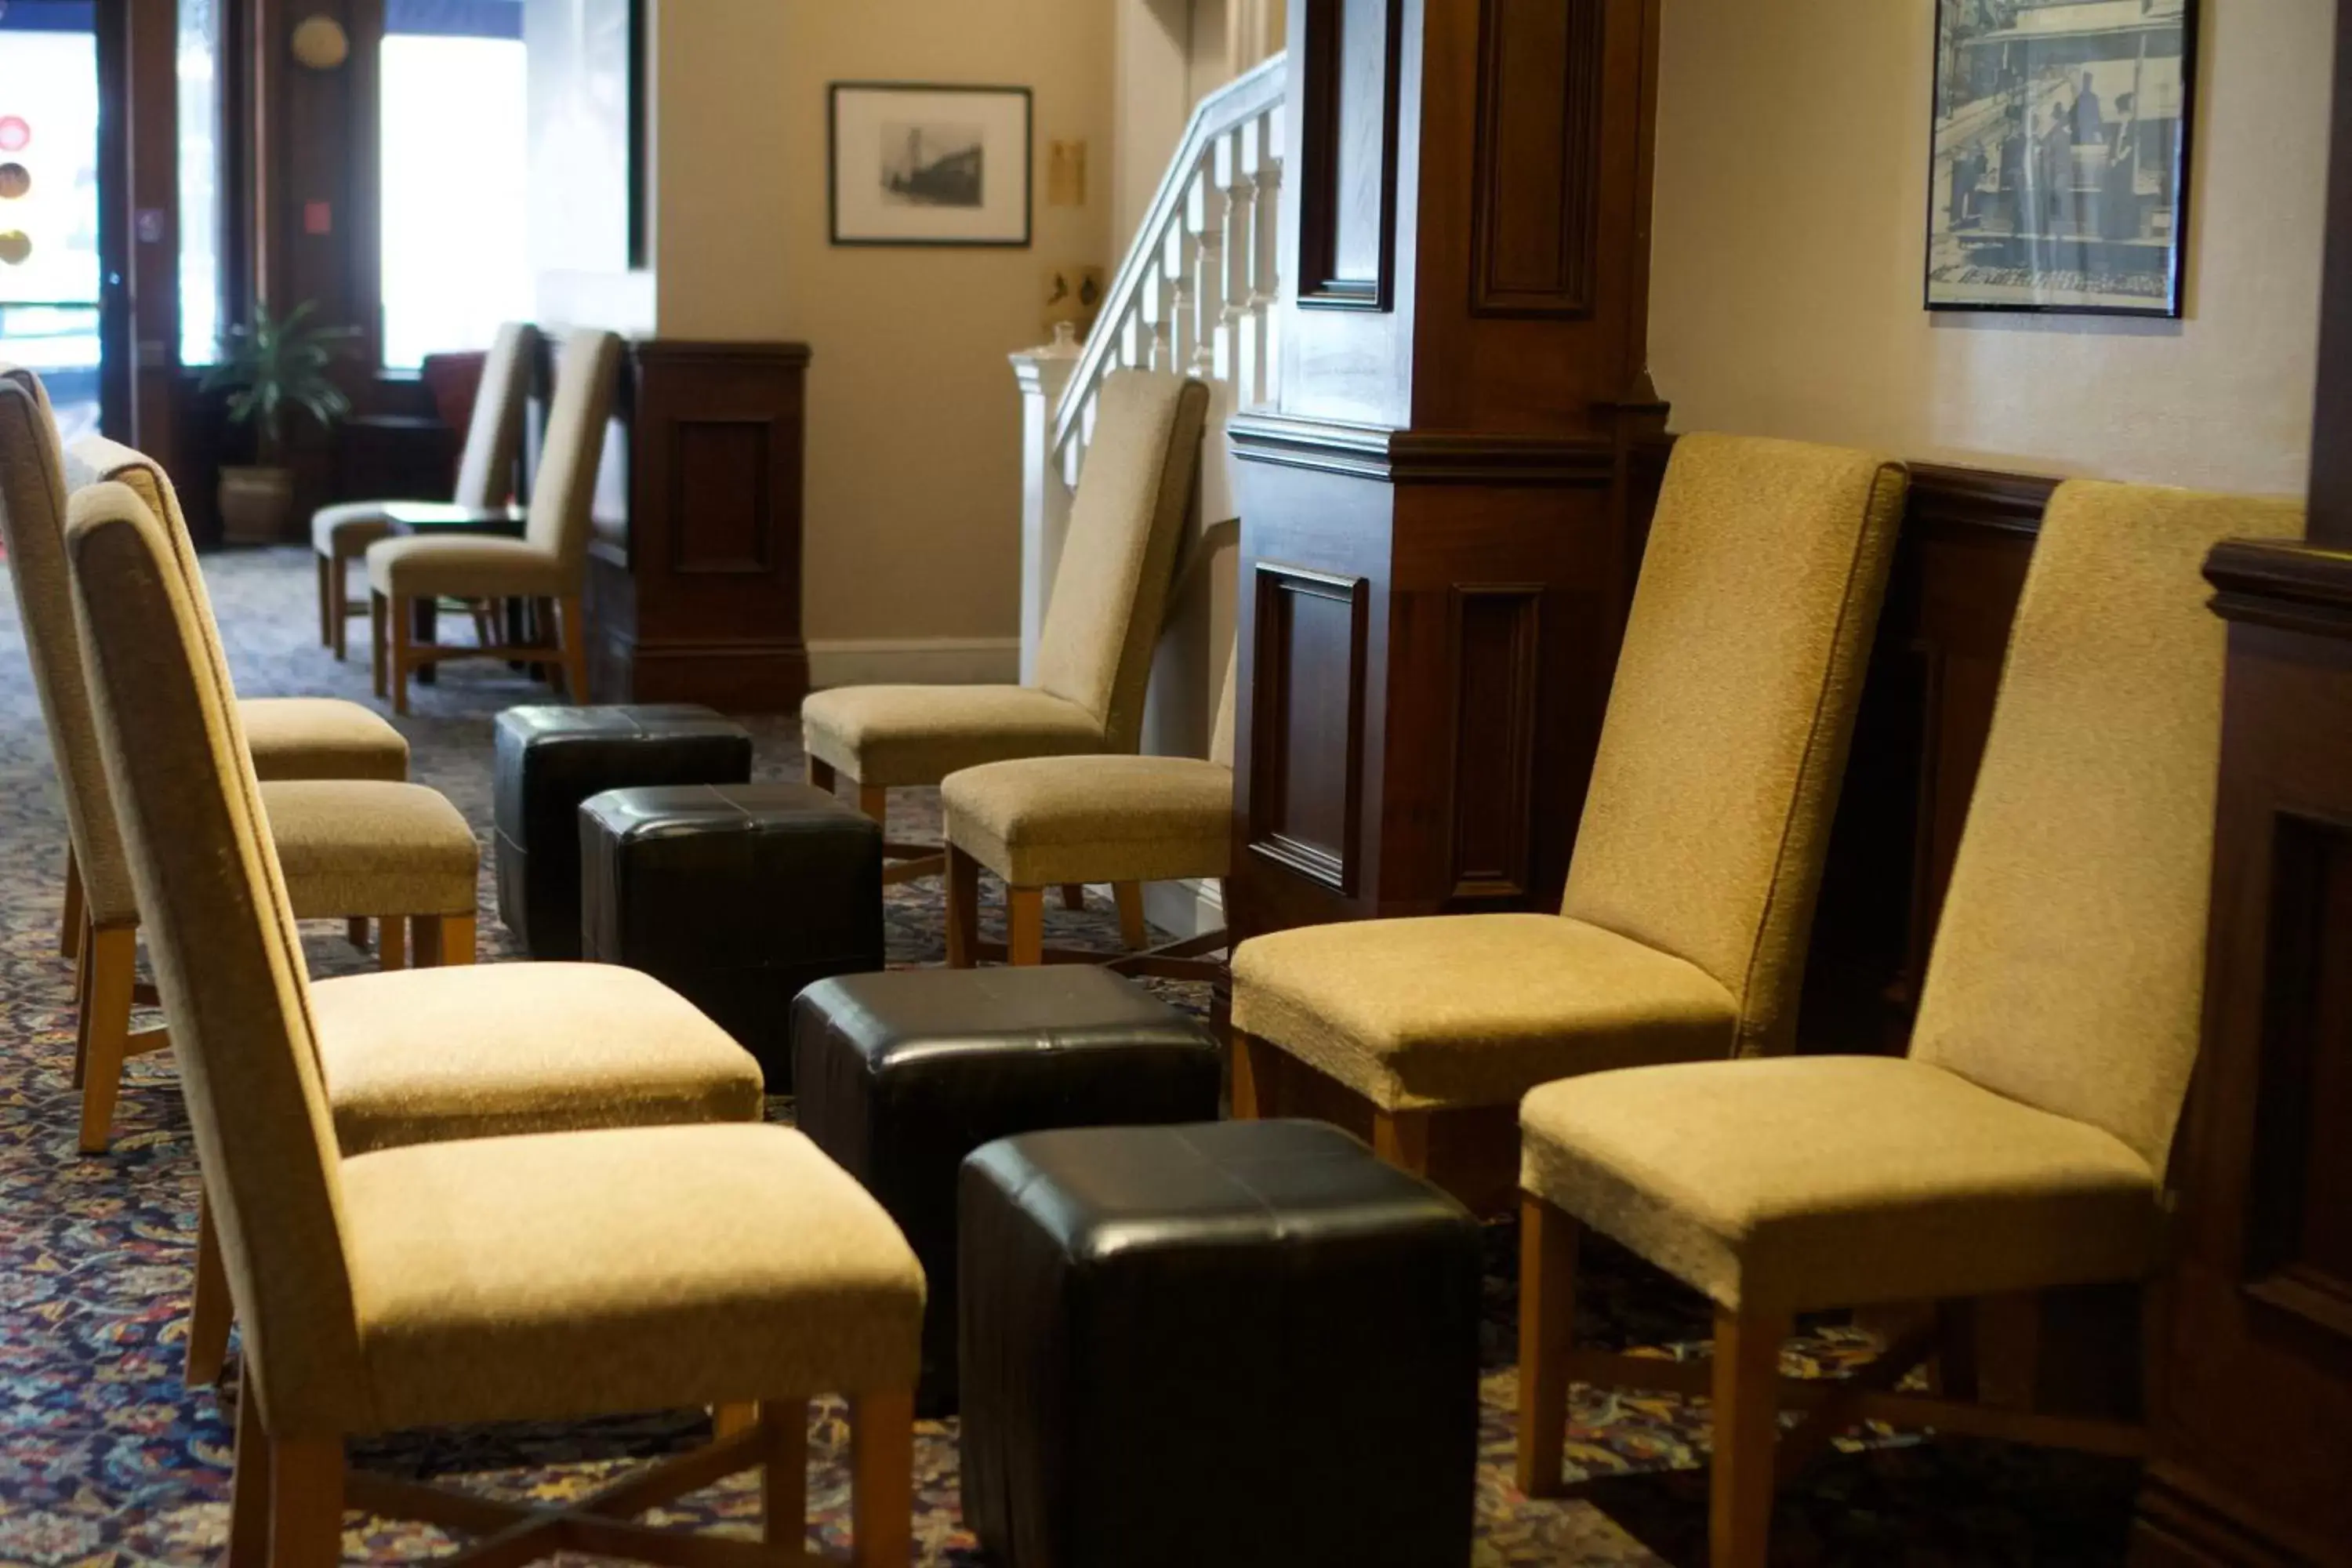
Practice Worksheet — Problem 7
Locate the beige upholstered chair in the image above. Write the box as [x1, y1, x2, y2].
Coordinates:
[1228, 435, 1907, 1192]
[0, 369, 479, 1154]
[44, 432, 409, 959]
[800, 369, 1208, 884]
[311, 321, 536, 659]
[941, 639, 1236, 974]
[368, 327, 621, 713]
[67, 483, 923, 1568]
[1513, 481, 2303, 1568]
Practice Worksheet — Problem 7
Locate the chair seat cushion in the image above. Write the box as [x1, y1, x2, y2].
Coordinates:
[1230, 913, 1739, 1112]
[366, 535, 565, 599]
[310, 962, 765, 1156]
[311, 500, 396, 556]
[942, 753, 1233, 888]
[259, 780, 478, 917]
[1519, 1055, 2164, 1316]
[799, 684, 1106, 788]
[343, 1123, 925, 1431]
[239, 697, 409, 783]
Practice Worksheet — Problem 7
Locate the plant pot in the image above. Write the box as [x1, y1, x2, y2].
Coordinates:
[217, 465, 296, 546]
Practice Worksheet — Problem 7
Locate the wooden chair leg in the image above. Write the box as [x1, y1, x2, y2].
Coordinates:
[1709, 1302, 1791, 1568]
[1515, 1196, 1579, 1497]
[1371, 1108, 1433, 1177]
[186, 1187, 233, 1387]
[713, 1402, 759, 1439]
[1007, 886, 1046, 966]
[228, 1376, 271, 1568]
[389, 594, 413, 717]
[1114, 882, 1148, 949]
[759, 1399, 810, 1549]
[369, 591, 387, 699]
[267, 1436, 347, 1568]
[1229, 1029, 1274, 1120]
[344, 917, 368, 952]
[70, 915, 92, 1087]
[858, 783, 888, 826]
[60, 844, 83, 961]
[1059, 884, 1086, 911]
[849, 1390, 913, 1568]
[556, 593, 590, 703]
[412, 913, 476, 968]
[329, 550, 350, 662]
[77, 924, 139, 1155]
[807, 757, 837, 794]
[316, 553, 334, 647]
[946, 846, 982, 969]
[378, 916, 406, 973]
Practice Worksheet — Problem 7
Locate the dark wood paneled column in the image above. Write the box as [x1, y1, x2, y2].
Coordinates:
[582, 340, 812, 712]
[1229, 0, 1665, 948]
[2129, 3, 2352, 1559]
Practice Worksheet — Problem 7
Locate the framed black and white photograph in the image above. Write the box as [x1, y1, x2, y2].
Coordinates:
[829, 82, 1033, 248]
[1927, 0, 2197, 317]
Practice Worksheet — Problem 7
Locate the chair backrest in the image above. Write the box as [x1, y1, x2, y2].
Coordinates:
[0, 366, 138, 927]
[1562, 434, 1908, 1058]
[1033, 370, 1209, 751]
[1911, 481, 2303, 1171]
[524, 328, 623, 569]
[64, 484, 368, 1435]
[452, 321, 539, 510]
[1210, 633, 1240, 771]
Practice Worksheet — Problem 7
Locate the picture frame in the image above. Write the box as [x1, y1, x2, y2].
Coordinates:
[1926, 0, 2198, 318]
[829, 82, 1033, 249]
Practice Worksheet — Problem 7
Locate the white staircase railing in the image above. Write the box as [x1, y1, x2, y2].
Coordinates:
[1011, 53, 1287, 681]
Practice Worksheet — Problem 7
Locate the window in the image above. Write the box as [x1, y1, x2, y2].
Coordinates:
[179, 0, 222, 365]
[379, 0, 529, 371]
[0, 0, 103, 439]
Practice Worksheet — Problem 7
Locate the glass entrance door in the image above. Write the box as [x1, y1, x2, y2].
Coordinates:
[0, 0, 105, 441]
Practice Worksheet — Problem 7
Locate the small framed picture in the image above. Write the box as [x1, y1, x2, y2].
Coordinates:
[829, 82, 1033, 248]
[1926, 0, 2198, 317]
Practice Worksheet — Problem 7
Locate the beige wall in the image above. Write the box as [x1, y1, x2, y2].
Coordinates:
[1114, 0, 1241, 246]
[1651, 0, 2329, 495]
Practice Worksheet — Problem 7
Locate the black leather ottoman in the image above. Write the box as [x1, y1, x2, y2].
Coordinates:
[493, 705, 753, 959]
[580, 782, 882, 1087]
[960, 1120, 1483, 1568]
[792, 967, 1221, 1413]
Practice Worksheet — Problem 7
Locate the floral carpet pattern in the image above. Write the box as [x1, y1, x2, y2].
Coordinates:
[0, 548, 2141, 1564]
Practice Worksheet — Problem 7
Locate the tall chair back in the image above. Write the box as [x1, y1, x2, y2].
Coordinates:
[1033, 370, 1209, 751]
[0, 367, 138, 927]
[1562, 434, 1908, 1058]
[453, 321, 539, 510]
[523, 328, 623, 572]
[1912, 481, 2303, 1170]
[65, 485, 368, 1433]
[1209, 636, 1240, 771]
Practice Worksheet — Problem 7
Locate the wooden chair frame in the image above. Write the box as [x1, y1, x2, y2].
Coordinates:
[1512, 1195, 2151, 1568]
[372, 589, 586, 717]
[73, 912, 472, 1159]
[942, 844, 1225, 979]
[227, 1392, 913, 1568]
[316, 536, 383, 661]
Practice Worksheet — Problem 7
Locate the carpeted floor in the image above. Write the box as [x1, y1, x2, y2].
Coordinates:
[0, 547, 2141, 1564]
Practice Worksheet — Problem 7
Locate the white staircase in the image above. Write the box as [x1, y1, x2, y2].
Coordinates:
[1011, 53, 1287, 685]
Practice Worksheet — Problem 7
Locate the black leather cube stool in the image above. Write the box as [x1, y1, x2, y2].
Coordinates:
[960, 1120, 1484, 1568]
[493, 704, 753, 959]
[580, 782, 882, 1087]
[793, 967, 1221, 1413]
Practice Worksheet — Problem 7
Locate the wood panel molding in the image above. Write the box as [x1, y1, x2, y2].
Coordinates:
[1296, 0, 1403, 311]
[1248, 561, 1371, 893]
[2205, 537, 2352, 637]
[1229, 412, 1618, 485]
[1469, 0, 1607, 318]
[1446, 584, 1544, 898]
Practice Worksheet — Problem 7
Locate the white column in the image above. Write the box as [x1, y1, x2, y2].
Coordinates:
[1011, 325, 1084, 682]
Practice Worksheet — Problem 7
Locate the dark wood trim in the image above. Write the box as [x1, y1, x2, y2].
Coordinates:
[1295, 0, 1403, 311]
[1229, 412, 1617, 484]
[1907, 462, 2061, 540]
[2305, 0, 2352, 548]
[1248, 561, 1371, 894]
[1468, 0, 1607, 318]
[2205, 537, 2352, 637]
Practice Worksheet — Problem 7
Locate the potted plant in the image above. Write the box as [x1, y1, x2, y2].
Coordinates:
[201, 300, 357, 544]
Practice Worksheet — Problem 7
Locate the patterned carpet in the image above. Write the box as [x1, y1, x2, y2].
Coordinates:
[0, 547, 2141, 1564]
